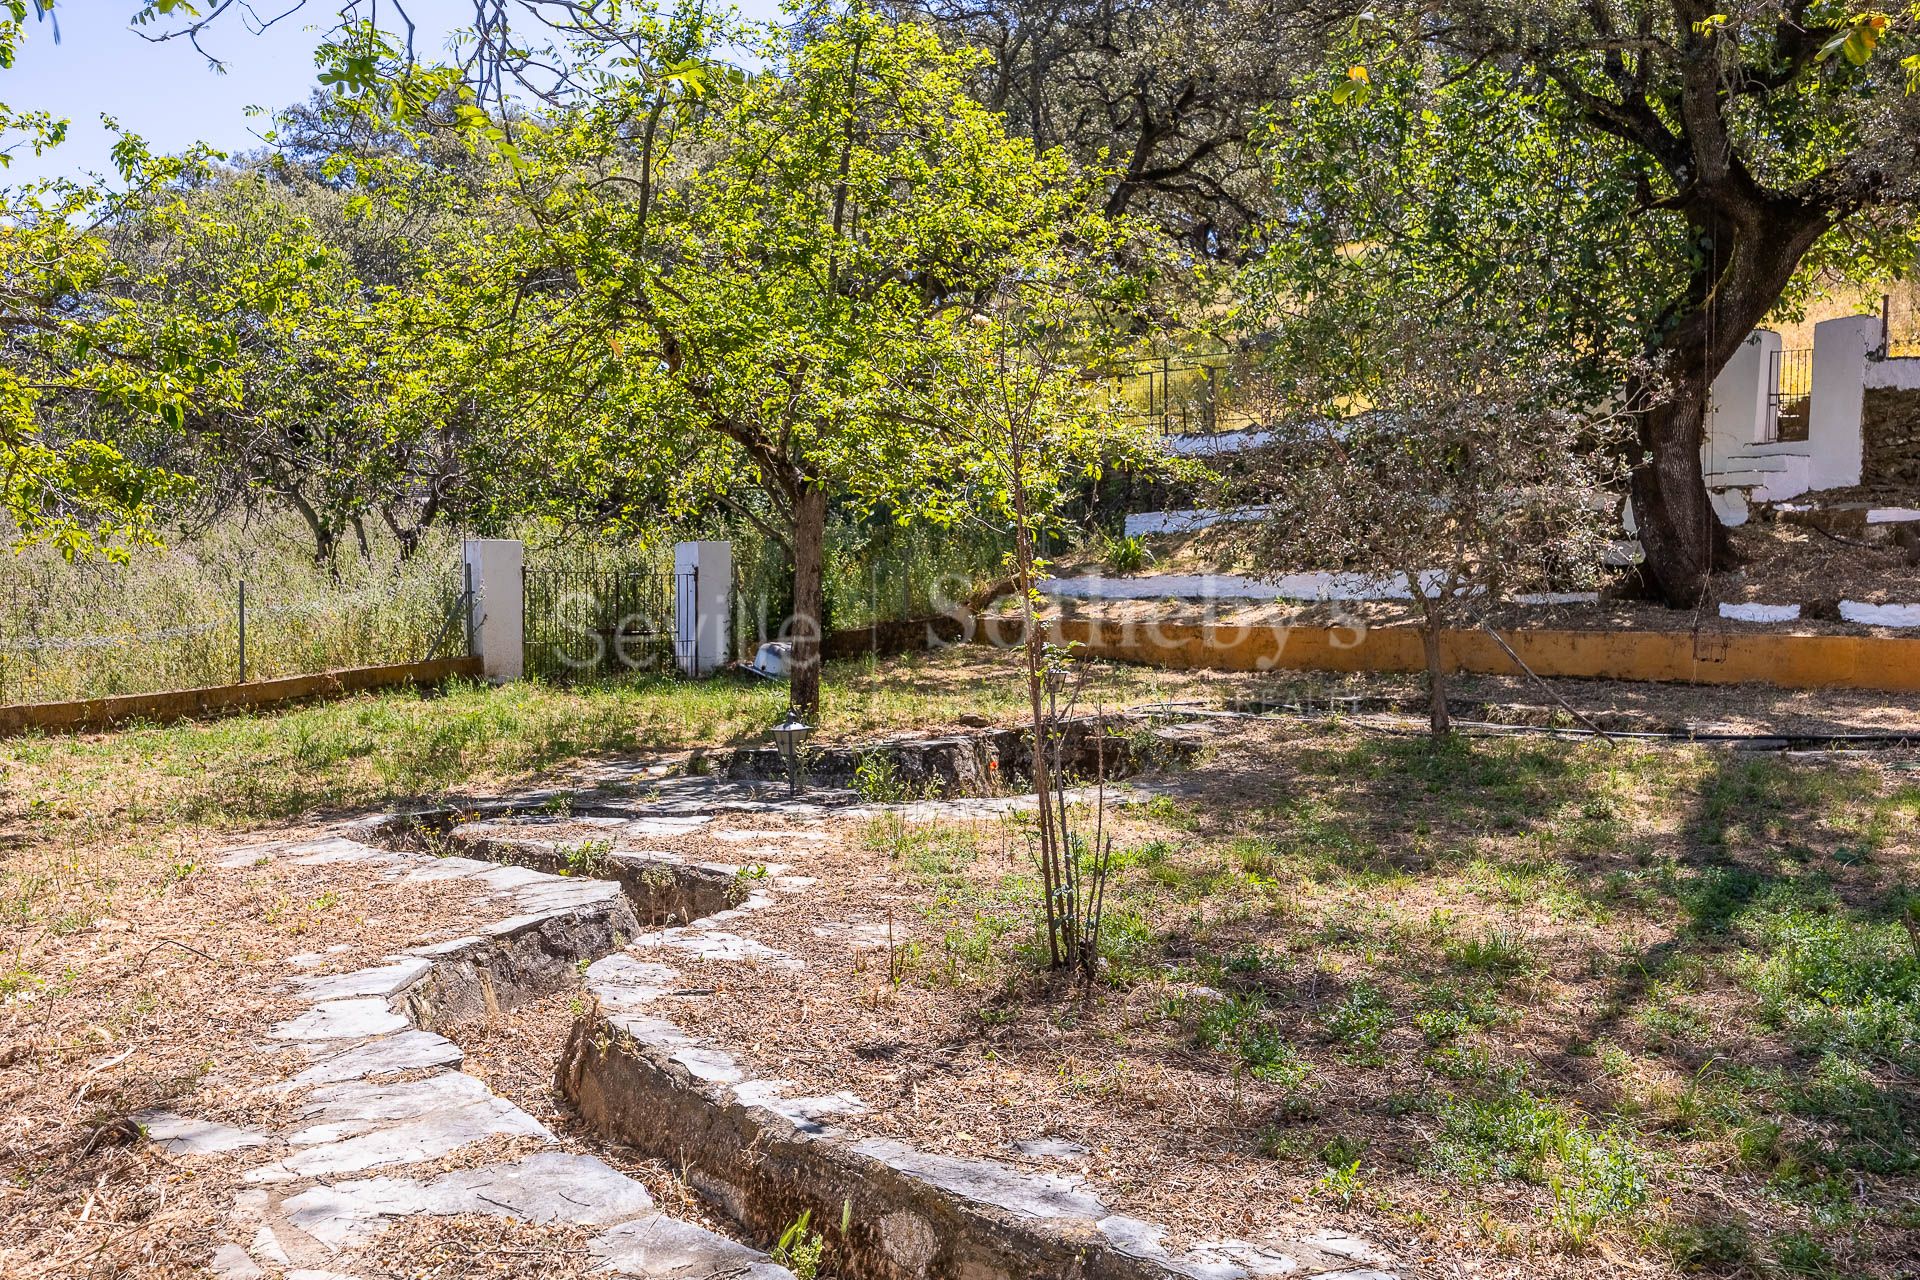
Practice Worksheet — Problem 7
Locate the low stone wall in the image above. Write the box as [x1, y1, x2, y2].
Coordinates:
[559, 1008, 1352, 1280]
[724, 716, 1197, 795]
[555, 827, 1395, 1280]
[0, 655, 483, 737]
[823, 613, 968, 659]
[1863, 386, 1920, 490]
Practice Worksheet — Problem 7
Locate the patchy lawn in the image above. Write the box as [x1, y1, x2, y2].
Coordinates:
[627, 724, 1920, 1278]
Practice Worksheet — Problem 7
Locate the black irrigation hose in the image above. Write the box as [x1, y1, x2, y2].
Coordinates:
[1126, 699, 1920, 753]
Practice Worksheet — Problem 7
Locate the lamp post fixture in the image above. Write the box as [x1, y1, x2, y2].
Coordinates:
[769, 709, 814, 798]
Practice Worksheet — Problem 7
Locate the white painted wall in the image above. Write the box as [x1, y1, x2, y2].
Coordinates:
[1122, 506, 1270, 537]
[673, 540, 732, 676]
[1807, 315, 1877, 489]
[462, 539, 524, 681]
[1163, 427, 1274, 456]
[1705, 329, 1777, 455]
[1865, 354, 1920, 391]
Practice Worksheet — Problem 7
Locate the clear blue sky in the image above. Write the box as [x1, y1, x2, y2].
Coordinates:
[0, 2, 779, 185]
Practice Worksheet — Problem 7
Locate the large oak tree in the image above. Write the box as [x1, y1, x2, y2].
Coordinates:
[1415, 0, 1920, 605]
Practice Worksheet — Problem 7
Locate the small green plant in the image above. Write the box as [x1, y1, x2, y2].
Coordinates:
[1442, 927, 1534, 975]
[1193, 994, 1314, 1086]
[853, 752, 910, 803]
[1770, 1229, 1840, 1278]
[1102, 532, 1152, 575]
[1314, 1157, 1365, 1208]
[771, 1209, 826, 1279]
[1319, 1133, 1364, 1167]
[560, 838, 614, 878]
[1325, 981, 1392, 1052]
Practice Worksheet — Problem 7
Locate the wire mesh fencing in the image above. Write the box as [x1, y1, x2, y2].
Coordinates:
[0, 541, 466, 706]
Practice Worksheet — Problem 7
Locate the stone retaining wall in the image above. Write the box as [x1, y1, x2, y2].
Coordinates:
[724, 716, 1198, 795]
[1863, 386, 1920, 490]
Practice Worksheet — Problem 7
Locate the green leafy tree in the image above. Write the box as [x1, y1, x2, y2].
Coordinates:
[1245, 53, 1669, 415]
[102, 166, 490, 564]
[0, 6, 222, 556]
[411, 4, 1123, 714]
[1369, 0, 1920, 606]
[879, 0, 1318, 256]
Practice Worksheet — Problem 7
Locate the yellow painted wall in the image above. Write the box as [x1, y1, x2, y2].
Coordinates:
[973, 618, 1920, 693]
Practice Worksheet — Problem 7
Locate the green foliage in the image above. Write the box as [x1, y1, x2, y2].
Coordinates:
[1429, 1086, 1648, 1242]
[1325, 981, 1392, 1051]
[853, 753, 912, 804]
[560, 839, 614, 879]
[1441, 928, 1534, 977]
[1313, 1156, 1366, 1208]
[1248, 49, 1664, 408]
[1102, 533, 1151, 576]
[771, 1209, 826, 1280]
[0, 129, 218, 557]
[1190, 992, 1314, 1086]
[1741, 898, 1920, 1069]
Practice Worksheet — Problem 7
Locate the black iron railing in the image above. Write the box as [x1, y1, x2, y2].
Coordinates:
[1767, 346, 1813, 443]
[522, 564, 694, 682]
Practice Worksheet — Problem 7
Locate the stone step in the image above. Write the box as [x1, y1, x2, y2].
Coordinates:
[189, 831, 792, 1280]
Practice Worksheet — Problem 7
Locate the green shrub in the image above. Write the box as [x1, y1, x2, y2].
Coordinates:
[1325, 981, 1392, 1051]
[1442, 927, 1534, 975]
[1193, 994, 1313, 1086]
[1102, 533, 1152, 575]
[1429, 1086, 1648, 1242]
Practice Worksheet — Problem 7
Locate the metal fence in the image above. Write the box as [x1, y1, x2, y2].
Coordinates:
[1098, 349, 1267, 437]
[522, 564, 695, 682]
[1767, 346, 1813, 443]
[0, 559, 466, 706]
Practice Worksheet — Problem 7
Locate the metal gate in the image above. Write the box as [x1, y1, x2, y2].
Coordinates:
[1766, 346, 1813, 443]
[522, 565, 696, 682]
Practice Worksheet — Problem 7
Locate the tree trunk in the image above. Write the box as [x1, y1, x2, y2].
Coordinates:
[1629, 209, 1833, 606]
[1627, 378, 1721, 607]
[1420, 619, 1450, 738]
[787, 483, 830, 719]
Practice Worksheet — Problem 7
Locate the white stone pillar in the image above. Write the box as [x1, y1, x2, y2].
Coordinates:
[1808, 315, 1877, 490]
[462, 538, 524, 681]
[1704, 329, 1777, 455]
[673, 540, 732, 676]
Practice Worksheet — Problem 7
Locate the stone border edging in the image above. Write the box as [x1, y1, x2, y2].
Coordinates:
[470, 802, 1401, 1280]
[182, 826, 795, 1279]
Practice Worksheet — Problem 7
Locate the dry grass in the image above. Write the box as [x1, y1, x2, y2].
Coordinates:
[0, 830, 499, 1277]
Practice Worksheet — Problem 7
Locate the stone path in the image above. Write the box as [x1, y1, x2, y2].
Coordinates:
[437, 785, 1401, 1280]
[168, 832, 793, 1279]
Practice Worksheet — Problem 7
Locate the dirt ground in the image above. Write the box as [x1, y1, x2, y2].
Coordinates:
[0, 824, 497, 1276]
